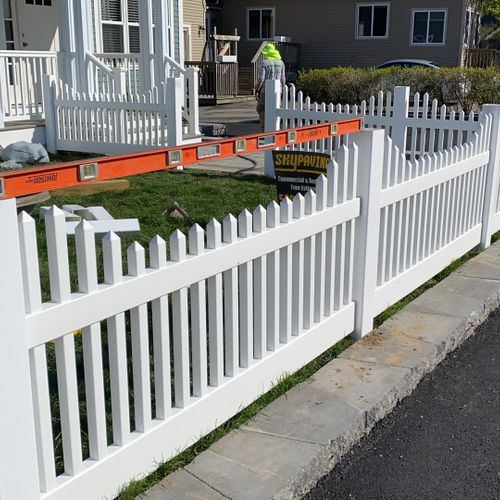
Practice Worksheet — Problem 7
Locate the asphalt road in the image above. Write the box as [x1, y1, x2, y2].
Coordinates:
[305, 308, 500, 500]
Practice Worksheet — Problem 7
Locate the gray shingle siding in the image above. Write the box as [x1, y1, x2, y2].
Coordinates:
[221, 1, 467, 68]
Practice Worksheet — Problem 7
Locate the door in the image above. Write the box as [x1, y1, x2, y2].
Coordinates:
[15, 0, 59, 51]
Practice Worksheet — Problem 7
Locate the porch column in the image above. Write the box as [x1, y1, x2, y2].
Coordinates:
[0, 3, 7, 122]
[73, 0, 94, 94]
[57, 0, 77, 88]
[178, 0, 185, 65]
[154, 0, 171, 86]
[0, 3, 6, 50]
[139, 0, 154, 91]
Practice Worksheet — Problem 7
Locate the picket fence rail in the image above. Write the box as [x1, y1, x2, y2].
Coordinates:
[1, 97, 499, 500]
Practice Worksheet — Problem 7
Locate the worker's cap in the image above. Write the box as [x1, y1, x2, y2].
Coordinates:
[261, 43, 282, 60]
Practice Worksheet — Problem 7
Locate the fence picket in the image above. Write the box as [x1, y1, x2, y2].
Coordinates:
[75, 221, 107, 460]
[128, 242, 152, 430]
[238, 210, 253, 367]
[45, 207, 83, 475]
[252, 206, 267, 358]
[279, 198, 293, 343]
[223, 215, 239, 376]
[170, 231, 191, 407]
[103, 232, 130, 445]
[150, 236, 172, 416]
[187, 226, 208, 397]
[266, 201, 280, 350]
[291, 195, 305, 334]
[314, 176, 327, 321]
[303, 190, 317, 329]
[207, 219, 224, 386]
[325, 164, 337, 315]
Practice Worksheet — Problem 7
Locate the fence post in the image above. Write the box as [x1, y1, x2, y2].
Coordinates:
[351, 129, 385, 339]
[42, 74, 58, 154]
[391, 86, 410, 155]
[264, 79, 281, 177]
[166, 76, 183, 148]
[186, 67, 200, 136]
[0, 199, 41, 499]
[480, 104, 500, 249]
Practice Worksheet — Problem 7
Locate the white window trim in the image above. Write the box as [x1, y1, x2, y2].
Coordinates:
[246, 7, 275, 41]
[355, 3, 390, 40]
[98, 0, 141, 54]
[183, 24, 192, 61]
[410, 8, 447, 47]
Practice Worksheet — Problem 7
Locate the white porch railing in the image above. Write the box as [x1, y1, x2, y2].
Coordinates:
[86, 52, 119, 96]
[0, 50, 58, 122]
[165, 55, 200, 137]
[0, 51, 199, 140]
[94, 52, 141, 94]
[1, 101, 499, 499]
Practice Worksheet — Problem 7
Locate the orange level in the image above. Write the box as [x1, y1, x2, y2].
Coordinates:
[0, 118, 362, 199]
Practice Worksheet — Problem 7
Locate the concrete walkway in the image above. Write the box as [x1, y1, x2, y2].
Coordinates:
[200, 101, 261, 137]
[188, 101, 265, 176]
[306, 306, 500, 499]
[140, 240, 500, 500]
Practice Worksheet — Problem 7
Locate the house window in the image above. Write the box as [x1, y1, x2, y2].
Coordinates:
[3, 0, 15, 50]
[101, 0, 140, 53]
[412, 10, 447, 45]
[3, 0, 15, 83]
[247, 8, 274, 40]
[356, 4, 389, 38]
[25, 0, 52, 5]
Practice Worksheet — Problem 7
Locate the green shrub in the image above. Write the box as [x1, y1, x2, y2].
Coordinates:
[296, 66, 500, 112]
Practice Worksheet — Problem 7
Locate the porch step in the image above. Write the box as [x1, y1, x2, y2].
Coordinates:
[0, 120, 46, 147]
[238, 67, 254, 95]
[199, 95, 256, 106]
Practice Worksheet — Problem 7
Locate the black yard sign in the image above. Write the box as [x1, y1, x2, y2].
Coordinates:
[272, 150, 332, 201]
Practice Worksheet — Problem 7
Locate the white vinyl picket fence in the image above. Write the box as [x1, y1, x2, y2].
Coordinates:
[265, 83, 480, 166]
[1, 102, 500, 500]
[43, 76, 188, 154]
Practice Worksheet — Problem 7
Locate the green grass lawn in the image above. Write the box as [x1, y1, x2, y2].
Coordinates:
[34, 169, 277, 301]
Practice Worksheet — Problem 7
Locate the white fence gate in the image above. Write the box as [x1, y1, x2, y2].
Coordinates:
[1, 98, 499, 499]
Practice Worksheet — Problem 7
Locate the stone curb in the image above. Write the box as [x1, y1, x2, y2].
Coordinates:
[141, 241, 500, 500]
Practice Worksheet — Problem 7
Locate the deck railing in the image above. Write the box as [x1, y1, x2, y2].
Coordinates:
[464, 48, 500, 69]
[186, 61, 238, 100]
[0, 50, 58, 122]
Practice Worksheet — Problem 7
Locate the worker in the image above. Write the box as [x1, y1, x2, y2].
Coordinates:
[255, 43, 286, 131]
